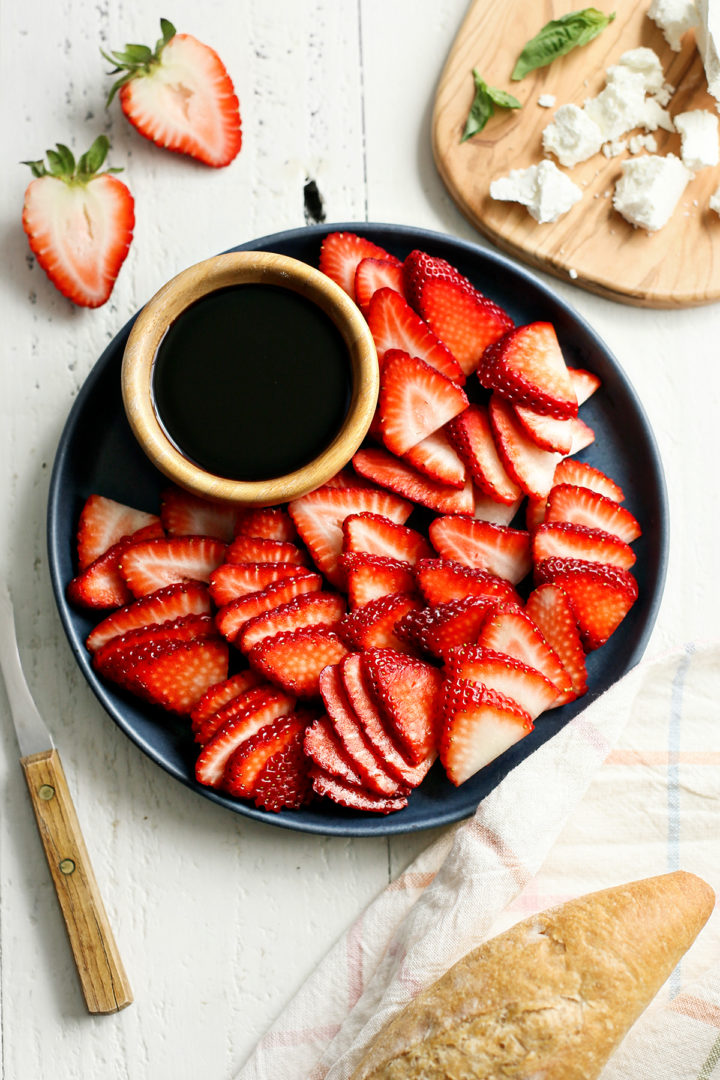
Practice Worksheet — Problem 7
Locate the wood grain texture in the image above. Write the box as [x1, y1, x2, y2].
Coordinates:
[433, 0, 720, 306]
[20, 749, 133, 1013]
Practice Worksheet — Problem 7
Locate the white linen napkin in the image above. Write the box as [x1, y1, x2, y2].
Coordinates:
[236, 642, 720, 1080]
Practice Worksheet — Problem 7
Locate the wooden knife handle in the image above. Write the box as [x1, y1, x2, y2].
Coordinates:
[20, 748, 133, 1013]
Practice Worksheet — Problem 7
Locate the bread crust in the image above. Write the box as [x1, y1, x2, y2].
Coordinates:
[350, 871, 714, 1080]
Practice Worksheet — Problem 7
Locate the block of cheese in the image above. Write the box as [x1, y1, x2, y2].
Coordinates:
[696, 0, 720, 101]
[349, 871, 714, 1080]
[648, 0, 699, 51]
[675, 108, 720, 169]
[489, 160, 582, 223]
[613, 154, 692, 231]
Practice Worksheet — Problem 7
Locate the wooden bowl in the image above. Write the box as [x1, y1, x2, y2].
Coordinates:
[121, 251, 379, 506]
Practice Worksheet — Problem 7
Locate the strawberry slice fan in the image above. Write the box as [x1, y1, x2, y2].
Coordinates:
[47, 222, 668, 835]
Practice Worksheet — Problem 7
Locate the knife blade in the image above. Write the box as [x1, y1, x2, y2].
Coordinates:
[0, 584, 133, 1013]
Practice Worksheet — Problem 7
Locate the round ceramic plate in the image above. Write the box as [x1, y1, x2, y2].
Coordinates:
[47, 222, 668, 837]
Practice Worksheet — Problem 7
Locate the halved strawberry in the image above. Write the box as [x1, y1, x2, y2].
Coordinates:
[68, 533, 143, 610]
[439, 680, 533, 786]
[396, 596, 500, 660]
[489, 395, 561, 499]
[535, 558, 638, 650]
[552, 459, 624, 503]
[310, 768, 408, 814]
[342, 513, 432, 565]
[195, 686, 297, 788]
[354, 257, 406, 311]
[569, 367, 601, 404]
[339, 553, 417, 610]
[190, 670, 263, 744]
[86, 580, 211, 653]
[223, 712, 311, 803]
[215, 572, 322, 643]
[525, 584, 588, 702]
[304, 716, 367, 789]
[481, 323, 577, 418]
[318, 232, 398, 297]
[160, 486, 237, 542]
[238, 591, 346, 653]
[352, 449, 474, 515]
[225, 535, 307, 565]
[378, 350, 468, 457]
[93, 613, 217, 690]
[22, 136, 134, 308]
[119, 535, 227, 596]
[446, 404, 521, 505]
[478, 606, 573, 696]
[445, 646, 559, 719]
[363, 649, 443, 766]
[473, 492, 523, 527]
[416, 277, 514, 376]
[248, 626, 349, 697]
[208, 562, 306, 606]
[365, 288, 464, 383]
[532, 522, 636, 570]
[338, 592, 422, 653]
[104, 19, 242, 167]
[403, 428, 467, 488]
[415, 558, 521, 608]
[76, 494, 160, 571]
[133, 637, 229, 714]
[233, 506, 297, 543]
[545, 485, 641, 543]
[428, 517, 531, 584]
[288, 485, 411, 587]
[513, 405, 574, 454]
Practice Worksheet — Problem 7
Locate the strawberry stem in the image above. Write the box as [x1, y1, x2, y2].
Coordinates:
[103, 18, 177, 106]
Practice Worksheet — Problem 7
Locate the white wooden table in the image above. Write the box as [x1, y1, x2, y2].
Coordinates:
[1, 2, 718, 1077]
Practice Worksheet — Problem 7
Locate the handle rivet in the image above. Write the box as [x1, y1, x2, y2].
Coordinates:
[38, 785, 55, 801]
[59, 859, 76, 876]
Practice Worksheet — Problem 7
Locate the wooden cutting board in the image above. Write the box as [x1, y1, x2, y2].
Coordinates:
[432, 0, 720, 307]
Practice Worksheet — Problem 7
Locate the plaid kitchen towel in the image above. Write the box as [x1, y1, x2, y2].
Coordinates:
[236, 641, 720, 1080]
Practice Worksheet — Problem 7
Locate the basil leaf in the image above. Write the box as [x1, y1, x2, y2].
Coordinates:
[462, 70, 521, 142]
[511, 8, 615, 81]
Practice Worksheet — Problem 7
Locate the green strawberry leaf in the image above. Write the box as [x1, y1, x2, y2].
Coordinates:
[462, 70, 521, 142]
[511, 8, 615, 80]
[77, 135, 110, 177]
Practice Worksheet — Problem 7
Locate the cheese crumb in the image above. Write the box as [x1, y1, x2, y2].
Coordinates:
[542, 104, 604, 166]
[642, 98, 676, 132]
[568, 267, 579, 279]
[675, 109, 719, 169]
[696, 0, 720, 102]
[585, 67, 648, 140]
[628, 133, 658, 153]
[602, 138, 628, 157]
[613, 47, 665, 92]
[489, 160, 583, 223]
[538, 94, 556, 108]
[710, 183, 720, 213]
[652, 82, 675, 106]
[613, 154, 693, 231]
[648, 0, 699, 51]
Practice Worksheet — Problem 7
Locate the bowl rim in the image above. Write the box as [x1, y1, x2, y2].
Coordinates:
[120, 250, 379, 506]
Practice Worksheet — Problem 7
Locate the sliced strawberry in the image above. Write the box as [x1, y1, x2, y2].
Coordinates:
[417, 277, 514, 376]
[190, 670, 263, 743]
[304, 716, 366, 789]
[444, 646, 559, 719]
[378, 350, 468, 457]
[67, 534, 139, 609]
[339, 592, 422, 653]
[481, 323, 577, 418]
[447, 404, 521, 505]
[106, 20, 242, 167]
[288, 485, 411, 587]
[215, 572, 322, 643]
[339, 553, 417, 610]
[93, 613, 217, 690]
[195, 686, 297, 788]
[197, 683, 282, 745]
[396, 596, 501, 660]
[365, 287, 464, 383]
[249, 716, 315, 811]
[532, 522, 636, 570]
[439, 680, 533, 786]
[428, 517, 531, 584]
[310, 768, 408, 814]
[340, 653, 435, 787]
[473, 491, 523, 526]
[225, 535, 307, 566]
[352, 449, 474, 515]
[342, 513, 432, 565]
[526, 496, 548, 532]
[525, 584, 588, 702]
[513, 405, 574, 454]
[22, 137, 134, 308]
[238, 591, 346, 653]
[478, 606, 573, 695]
[489, 395, 561, 499]
[354, 257, 406, 311]
[132, 637, 229, 714]
[249, 626, 349, 698]
[160, 486, 237, 542]
[322, 467, 376, 490]
[76, 494, 160, 571]
[553, 459, 624, 503]
[318, 232, 398, 297]
[402, 249, 468, 311]
[570, 418, 595, 452]
[403, 428, 467, 488]
[415, 558, 521, 607]
[86, 581, 211, 653]
[569, 367, 601, 404]
[223, 712, 311, 802]
[545, 485, 641, 543]
[363, 649, 443, 766]
[233, 506, 297, 543]
[119, 535, 226, 597]
[208, 562, 306, 606]
[535, 558, 638, 650]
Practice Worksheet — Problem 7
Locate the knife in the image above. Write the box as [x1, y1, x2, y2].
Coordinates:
[0, 585, 133, 1013]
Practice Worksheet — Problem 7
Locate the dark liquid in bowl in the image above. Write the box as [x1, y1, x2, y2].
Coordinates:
[152, 283, 352, 482]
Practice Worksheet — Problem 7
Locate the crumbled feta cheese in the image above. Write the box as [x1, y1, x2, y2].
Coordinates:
[628, 133, 659, 153]
[584, 67, 648, 140]
[568, 267, 579, 279]
[612, 47, 665, 92]
[696, 0, 720, 103]
[675, 109, 720, 169]
[489, 160, 583, 223]
[538, 94, 556, 108]
[642, 98, 676, 132]
[613, 154, 693, 230]
[648, 0, 698, 51]
[710, 183, 720, 213]
[602, 138, 628, 158]
[542, 104, 604, 166]
[651, 82, 675, 106]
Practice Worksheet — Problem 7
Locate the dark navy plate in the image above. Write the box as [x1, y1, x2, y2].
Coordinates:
[47, 223, 668, 836]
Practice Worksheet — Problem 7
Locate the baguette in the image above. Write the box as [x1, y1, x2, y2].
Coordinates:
[349, 870, 714, 1080]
